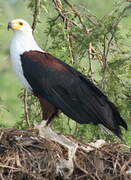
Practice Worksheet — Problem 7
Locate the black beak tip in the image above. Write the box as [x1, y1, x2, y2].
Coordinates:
[7, 22, 12, 30]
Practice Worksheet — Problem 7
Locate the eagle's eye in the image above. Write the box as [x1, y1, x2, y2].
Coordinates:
[19, 22, 23, 26]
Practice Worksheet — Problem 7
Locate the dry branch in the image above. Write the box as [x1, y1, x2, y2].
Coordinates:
[0, 128, 130, 180]
[32, 0, 41, 31]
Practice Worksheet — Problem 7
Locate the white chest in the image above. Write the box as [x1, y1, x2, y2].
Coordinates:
[10, 36, 32, 91]
[10, 50, 32, 91]
[10, 31, 44, 92]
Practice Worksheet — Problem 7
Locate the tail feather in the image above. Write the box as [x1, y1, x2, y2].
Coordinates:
[106, 101, 127, 139]
[108, 101, 128, 130]
[99, 124, 123, 140]
[77, 81, 127, 139]
[96, 98, 127, 139]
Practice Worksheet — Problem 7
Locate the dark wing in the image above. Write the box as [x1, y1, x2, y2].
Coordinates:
[21, 51, 127, 138]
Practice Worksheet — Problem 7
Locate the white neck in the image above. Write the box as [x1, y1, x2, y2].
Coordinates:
[9, 31, 44, 91]
[10, 31, 44, 55]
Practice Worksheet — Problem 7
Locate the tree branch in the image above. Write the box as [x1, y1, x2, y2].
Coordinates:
[32, 0, 41, 31]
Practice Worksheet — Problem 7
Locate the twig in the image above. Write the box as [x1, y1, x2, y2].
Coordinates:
[23, 89, 30, 127]
[63, 0, 90, 33]
[87, 42, 94, 76]
[67, 118, 72, 134]
[0, 173, 4, 180]
[0, 164, 19, 170]
[32, 0, 41, 31]
[65, 19, 75, 64]
[53, 0, 82, 29]
[102, 3, 131, 67]
[22, 0, 42, 128]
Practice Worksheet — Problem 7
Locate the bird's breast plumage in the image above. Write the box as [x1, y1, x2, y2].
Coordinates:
[9, 32, 44, 91]
[11, 52, 32, 91]
[10, 37, 33, 91]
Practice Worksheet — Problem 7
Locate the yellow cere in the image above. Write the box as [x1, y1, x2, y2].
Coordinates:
[11, 21, 23, 30]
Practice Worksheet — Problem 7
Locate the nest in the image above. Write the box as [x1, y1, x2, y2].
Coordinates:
[0, 128, 130, 180]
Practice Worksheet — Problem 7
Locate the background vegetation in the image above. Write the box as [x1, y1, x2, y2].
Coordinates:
[0, 0, 130, 145]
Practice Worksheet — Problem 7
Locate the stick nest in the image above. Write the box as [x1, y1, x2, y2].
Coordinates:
[0, 128, 130, 180]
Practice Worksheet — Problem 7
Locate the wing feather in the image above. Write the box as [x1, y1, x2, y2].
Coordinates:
[20, 51, 127, 138]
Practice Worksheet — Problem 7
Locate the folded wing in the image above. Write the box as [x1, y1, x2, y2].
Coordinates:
[21, 51, 127, 138]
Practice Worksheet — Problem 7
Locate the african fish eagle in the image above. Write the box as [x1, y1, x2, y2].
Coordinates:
[8, 19, 127, 139]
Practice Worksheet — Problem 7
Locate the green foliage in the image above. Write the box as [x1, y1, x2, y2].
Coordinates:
[18, 0, 130, 144]
[0, 0, 130, 144]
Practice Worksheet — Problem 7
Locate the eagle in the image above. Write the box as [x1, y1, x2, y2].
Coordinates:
[8, 19, 127, 139]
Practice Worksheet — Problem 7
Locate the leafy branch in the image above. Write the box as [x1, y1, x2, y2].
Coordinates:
[18, 0, 130, 141]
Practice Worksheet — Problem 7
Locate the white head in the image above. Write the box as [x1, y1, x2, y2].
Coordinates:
[8, 19, 44, 92]
[8, 19, 32, 34]
[8, 19, 44, 54]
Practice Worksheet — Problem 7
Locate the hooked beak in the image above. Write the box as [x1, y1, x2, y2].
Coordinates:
[7, 22, 12, 30]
